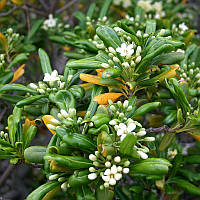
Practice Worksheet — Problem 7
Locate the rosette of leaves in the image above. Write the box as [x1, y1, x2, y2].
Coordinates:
[66, 21, 185, 99]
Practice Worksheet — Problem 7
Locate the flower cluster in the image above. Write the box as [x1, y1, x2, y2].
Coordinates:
[48, 173, 68, 192]
[172, 22, 189, 35]
[113, 0, 132, 8]
[29, 70, 66, 94]
[0, 54, 5, 70]
[43, 14, 57, 30]
[178, 63, 200, 88]
[137, 0, 164, 19]
[44, 108, 80, 133]
[109, 100, 155, 159]
[42, 14, 69, 32]
[88, 152, 130, 188]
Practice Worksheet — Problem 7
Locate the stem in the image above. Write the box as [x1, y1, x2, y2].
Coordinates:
[146, 125, 176, 134]
[0, 164, 15, 186]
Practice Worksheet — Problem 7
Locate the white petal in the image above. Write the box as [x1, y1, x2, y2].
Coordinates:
[120, 134, 127, 141]
[118, 123, 127, 130]
[121, 43, 127, 48]
[109, 178, 116, 186]
[104, 169, 111, 176]
[117, 129, 123, 136]
[114, 173, 122, 180]
[127, 44, 133, 49]
[102, 175, 110, 182]
[111, 165, 118, 174]
[127, 123, 136, 132]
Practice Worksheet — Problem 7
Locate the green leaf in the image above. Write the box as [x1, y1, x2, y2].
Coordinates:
[99, 0, 112, 19]
[145, 20, 156, 34]
[169, 178, 200, 195]
[38, 48, 52, 74]
[96, 188, 114, 200]
[120, 133, 139, 158]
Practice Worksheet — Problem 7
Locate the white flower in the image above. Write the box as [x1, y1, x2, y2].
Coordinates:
[138, 0, 152, 12]
[116, 43, 134, 57]
[117, 123, 136, 141]
[44, 14, 57, 28]
[137, 151, 148, 159]
[179, 23, 188, 32]
[88, 173, 97, 180]
[43, 70, 60, 82]
[102, 165, 122, 186]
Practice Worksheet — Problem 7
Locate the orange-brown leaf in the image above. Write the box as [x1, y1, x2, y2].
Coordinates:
[42, 115, 56, 134]
[9, 64, 25, 83]
[0, 0, 6, 10]
[94, 93, 123, 105]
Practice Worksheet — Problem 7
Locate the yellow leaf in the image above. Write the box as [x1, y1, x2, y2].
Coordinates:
[42, 115, 57, 134]
[154, 65, 179, 83]
[9, 64, 25, 83]
[0, 32, 8, 55]
[94, 93, 123, 105]
[23, 118, 36, 134]
[96, 69, 106, 76]
[11, 0, 24, 5]
[80, 73, 102, 85]
[0, 0, 6, 10]
[184, 31, 195, 44]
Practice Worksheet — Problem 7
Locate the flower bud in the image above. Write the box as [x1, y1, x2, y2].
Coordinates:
[47, 124, 56, 130]
[144, 137, 155, 142]
[88, 173, 97, 180]
[123, 168, 129, 174]
[114, 156, 121, 163]
[124, 160, 130, 167]
[105, 161, 111, 168]
[89, 154, 97, 161]
[89, 167, 96, 172]
[60, 109, 69, 118]
[101, 63, 109, 68]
